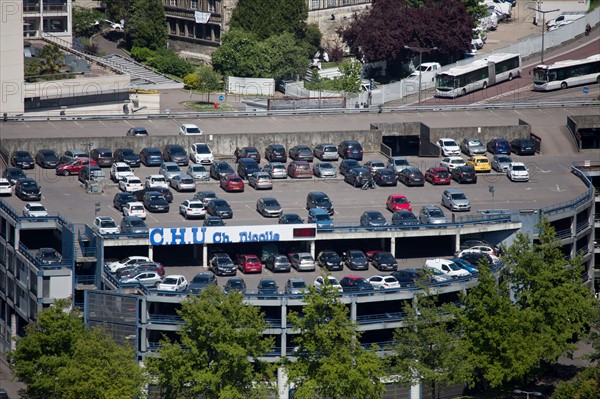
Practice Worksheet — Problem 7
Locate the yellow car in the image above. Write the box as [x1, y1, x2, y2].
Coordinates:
[466, 156, 491, 172]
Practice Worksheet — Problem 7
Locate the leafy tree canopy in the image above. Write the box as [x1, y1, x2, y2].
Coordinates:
[126, 0, 168, 50]
[104, 0, 129, 23]
[230, 0, 308, 41]
[72, 6, 103, 38]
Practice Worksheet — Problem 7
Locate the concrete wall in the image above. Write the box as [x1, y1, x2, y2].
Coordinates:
[0, 0, 25, 114]
[226, 77, 275, 96]
[569, 114, 600, 129]
[370, 122, 422, 136]
[24, 74, 131, 101]
[428, 121, 531, 144]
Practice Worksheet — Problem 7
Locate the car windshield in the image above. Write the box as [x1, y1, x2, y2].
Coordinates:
[21, 181, 36, 188]
[429, 209, 444, 217]
[16, 152, 29, 158]
[286, 215, 302, 222]
[216, 257, 232, 265]
[186, 127, 201, 134]
[315, 197, 330, 204]
[206, 219, 223, 226]
[117, 166, 131, 172]
[291, 281, 306, 288]
[320, 163, 333, 169]
[170, 147, 185, 154]
[380, 253, 395, 261]
[298, 146, 311, 152]
[130, 219, 145, 227]
[398, 212, 413, 219]
[350, 252, 366, 259]
[323, 253, 338, 260]
[448, 262, 461, 271]
[101, 220, 116, 227]
[212, 199, 227, 207]
[394, 197, 408, 204]
[371, 162, 385, 168]
[192, 275, 210, 283]
[314, 214, 329, 221]
[152, 177, 166, 182]
[379, 169, 394, 176]
[393, 159, 408, 165]
[228, 280, 244, 288]
[41, 151, 56, 157]
[245, 148, 258, 155]
[468, 140, 482, 146]
[263, 199, 279, 206]
[30, 205, 45, 211]
[163, 277, 179, 285]
[166, 165, 180, 171]
[149, 195, 163, 201]
[131, 205, 143, 211]
[122, 149, 134, 156]
[437, 171, 449, 177]
[498, 156, 511, 162]
[367, 212, 384, 220]
[146, 149, 161, 155]
[196, 145, 210, 153]
[190, 166, 206, 172]
[261, 281, 276, 288]
[443, 140, 456, 147]
[451, 193, 467, 200]
[512, 165, 527, 171]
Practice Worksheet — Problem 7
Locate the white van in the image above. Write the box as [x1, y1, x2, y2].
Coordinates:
[546, 13, 585, 30]
[425, 258, 470, 278]
[407, 62, 441, 82]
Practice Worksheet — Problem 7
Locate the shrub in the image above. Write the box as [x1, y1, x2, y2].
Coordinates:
[146, 51, 194, 78]
[183, 73, 200, 89]
[130, 46, 156, 62]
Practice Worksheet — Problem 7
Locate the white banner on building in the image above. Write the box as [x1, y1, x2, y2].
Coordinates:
[194, 11, 211, 24]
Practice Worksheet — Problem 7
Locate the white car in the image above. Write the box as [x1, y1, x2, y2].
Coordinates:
[459, 245, 498, 257]
[313, 275, 343, 292]
[110, 162, 134, 182]
[119, 176, 144, 192]
[106, 255, 152, 273]
[157, 274, 188, 291]
[440, 156, 466, 171]
[179, 124, 203, 135]
[122, 201, 146, 219]
[93, 216, 120, 235]
[0, 178, 13, 195]
[507, 162, 529, 182]
[437, 138, 460, 157]
[145, 175, 168, 189]
[179, 199, 206, 219]
[425, 258, 470, 278]
[190, 143, 214, 165]
[367, 275, 400, 290]
[23, 203, 48, 217]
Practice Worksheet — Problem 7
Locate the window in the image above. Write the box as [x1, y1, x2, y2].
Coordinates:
[494, 56, 520, 74]
[208, 0, 216, 12]
[310, 0, 320, 10]
[191, 0, 197, 8]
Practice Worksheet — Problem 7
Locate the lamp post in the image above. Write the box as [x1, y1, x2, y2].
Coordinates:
[404, 45, 438, 105]
[528, 5, 560, 64]
[513, 389, 543, 399]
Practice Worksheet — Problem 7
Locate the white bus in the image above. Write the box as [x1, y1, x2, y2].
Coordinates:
[532, 54, 600, 91]
[435, 53, 521, 98]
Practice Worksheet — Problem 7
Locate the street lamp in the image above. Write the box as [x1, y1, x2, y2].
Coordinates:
[528, 5, 560, 64]
[404, 45, 438, 105]
[513, 389, 543, 399]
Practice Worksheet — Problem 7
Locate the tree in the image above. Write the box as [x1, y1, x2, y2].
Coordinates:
[126, 0, 167, 50]
[286, 276, 385, 399]
[391, 293, 460, 398]
[230, 0, 308, 41]
[72, 6, 103, 38]
[9, 300, 144, 399]
[147, 285, 274, 399]
[38, 43, 65, 76]
[105, 0, 129, 22]
[335, 59, 362, 93]
[260, 33, 309, 78]
[184, 67, 223, 102]
[551, 366, 600, 399]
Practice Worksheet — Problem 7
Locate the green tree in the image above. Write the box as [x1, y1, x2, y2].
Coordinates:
[286, 276, 385, 399]
[551, 366, 600, 399]
[147, 285, 274, 399]
[126, 0, 167, 50]
[260, 33, 309, 78]
[104, 0, 129, 22]
[38, 43, 65, 76]
[391, 293, 460, 398]
[184, 67, 223, 102]
[335, 59, 362, 93]
[230, 0, 308, 41]
[211, 29, 268, 78]
[72, 6, 103, 38]
[9, 300, 144, 399]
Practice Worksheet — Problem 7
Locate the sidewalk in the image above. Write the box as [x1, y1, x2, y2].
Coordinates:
[0, 355, 25, 398]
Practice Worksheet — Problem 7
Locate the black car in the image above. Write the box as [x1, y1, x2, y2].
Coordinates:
[11, 151, 35, 169]
[398, 166, 425, 187]
[316, 250, 343, 271]
[288, 145, 314, 162]
[339, 276, 372, 293]
[338, 140, 363, 161]
[203, 216, 226, 226]
[224, 277, 247, 294]
[234, 146, 261, 162]
[306, 191, 334, 215]
[113, 192, 136, 211]
[206, 198, 233, 219]
[163, 145, 189, 166]
[15, 178, 41, 200]
[511, 138, 536, 155]
[3, 167, 27, 185]
[237, 158, 261, 180]
[133, 187, 173, 203]
[265, 144, 287, 162]
[391, 269, 421, 287]
[210, 253, 236, 276]
[360, 211, 387, 227]
[143, 191, 170, 213]
[114, 148, 140, 167]
[451, 165, 477, 184]
[127, 127, 149, 136]
[339, 159, 361, 177]
[210, 161, 235, 180]
[279, 213, 304, 224]
[194, 190, 218, 207]
[264, 254, 292, 272]
[371, 251, 398, 271]
[342, 250, 369, 270]
[344, 167, 373, 188]
[90, 148, 113, 167]
[373, 168, 397, 186]
[257, 278, 279, 296]
[391, 210, 420, 228]
[459, 252, 495, 267]
[35, 149, 60, 169]
[120, 216, 148, 234]
[188, 272, 217, 294]
[139, 147, 163, 166]
[35, 248, 62, 265]
[78, 166, 105, 183]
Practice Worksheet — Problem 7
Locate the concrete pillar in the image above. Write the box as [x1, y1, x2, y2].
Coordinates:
[455, 232, 461, 254]
[277, 367, 289, 399]
[10, 313, 16, 351]
[309, 240, 315, 258]
[202, 245, 208, 267]
[390, 236, 396, 256]
[148, 245, 153, 259]
[410, 382, 421, 399]
[350, 297, 357, 322]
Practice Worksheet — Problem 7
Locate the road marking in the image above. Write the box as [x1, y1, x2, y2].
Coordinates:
[551, 184, 562, 192]
[535, 166, 551, 173]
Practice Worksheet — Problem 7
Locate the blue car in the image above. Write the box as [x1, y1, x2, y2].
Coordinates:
[308, 208, 333, 229]
[450, 258, 478, 276]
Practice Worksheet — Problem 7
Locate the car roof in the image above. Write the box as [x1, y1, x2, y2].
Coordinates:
[343, 275, 365, 280]
[309, 208, 329, 215]
[445, 188, 464, 194]
[182, 123, 198, 128]
[96, 216, 114, 221]
[164, 274, 185, 279]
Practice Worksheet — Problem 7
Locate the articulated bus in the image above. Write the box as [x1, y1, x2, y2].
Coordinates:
[435, 53, 521, 98]
[532, 54, 600, 91]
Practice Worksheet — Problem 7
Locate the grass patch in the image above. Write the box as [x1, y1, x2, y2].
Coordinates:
[591, 0, 600, 10]
[183, 101, 235, 111]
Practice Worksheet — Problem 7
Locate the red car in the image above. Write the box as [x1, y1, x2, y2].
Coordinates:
[287, 161, 313, 178]
[56, 158, 98, 176]
[220, 174, 245, 192]
[425, 167, 451, 185]
[386, 194, 412, 212]
[365, 250, 380, 262]
[235, 254, 262, 273]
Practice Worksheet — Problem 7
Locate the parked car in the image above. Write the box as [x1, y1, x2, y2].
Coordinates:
[35, 248, 62, 265]
[0, 179, 13, 196]
[338, 140, 363, 161]
[93, 216, 120, 235]
[60, 149, 87, 164]
[263, 162, 287, 179]
[314, 143, 339, 161]
[425, 258, 470, 278]
[308, 208, 333, 228]
[459, 245, 498, 257]
[339, 276, 372, 293]
[391, 210, 420, 228]
[159, 162, 182, 182]
[113, 192, 136, 211]
[373, 168, 397, 186]
[288, 252, 316, 271]
[285, 278, 307, 295]
[264, 254, 292, 273]
[316, 250, 343, 271]
[256, 197, 283, 218]
[145, 175, 168, 189]
[188, 272, 217, 294]
[360, 211, 387, 227]
[342, 250, 368, 270]
[441, 188, 471, 212]
[235, 254, 262, 273]
[224, 278, 247, 294]
[210, 253, 236, 276]
[235, 146, 261, 162]
[89, 148, 113, 167]
[35, 149, 60, 169]
[289, 145, 314, 162]
[106, 255, 152, 273]
[186, 164, 210, 182]
[507, 162, 529, 182]
[170, 174, 196, 192]
[179, 199, 206, 219]
[209, 161, 236, 180]
[491, 154, 513, 172]
[419, 205, 447, 225]
[120, 270, 163, 287]
[510, 138, 536, 155]
[163, 145, 189, 166]
[450, 258, 479, 275]
[440, 156, 466, 171]
[279, 213, 304, 224]
[113, 148, 140, 167]
[179, 123, 202, 135]
[56, 158, 97, 176]
[257, 278, 279, 296]
[313, 162, 337, 178]
[386, 194, 411, 212]
[345, 167, 373, 187]
[116, 262, 165, 279]
[425, 167, 451, 185]
[206, 198, 233, 219]
[194, 190, 217, 207]
[3, 167, 26, 185]
[364, 160, 386, 175]
[15, 178, 41, 200]
[306, 191, 334, 215]
[248, 172, 273, 190]
[139, 147, 164, 167]
[451, 165, 477, 184]
[368, 275, 400, 290]
[126, 126, 148, 136]
[11, 151, 34, 169]
[313, 275, 342, 292]
[371, 251, 398, 271]
[143, 191, 170, 213]
[460, 138, 486, 156]
[237, 158, 261, 179]
[265, 144, 287, 163]
[398, 166, 424, 187]
[466, 156, 491, 173]
[288, 161, 313, 178]
[120, 216, 148, 234]
[220, 175, 245, 192]
[119, 176, 144, 192]
[78, 166, 105, 184]
[23, 202, 48, 217]
[122, 201, 146, 219]
[189, 142, 214, 165]
[133, 187, 173, 203]
[459, 252, 496, 268]
[110, 162, 134, 182]
[387, 156, 410, 174]
[487, 138, 511, 155]
[157, 275, 188, 291]
[339, 159, 361, 177]
[203, 216, 225, 226]
[437, 138, 460, 156]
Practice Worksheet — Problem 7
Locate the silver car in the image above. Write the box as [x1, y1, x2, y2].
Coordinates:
[460, 138, 486, 156]
[387, 156, 410, 174]
[441, 189, 471, 212]
[491, 154, 513, 172]
[170, 174, 196, 192]
[289, 252, 316, 272]
[248, 172, 273, 190]
[313, 143, 339, 161]
[186, 164, 210, 181]
[159, 162, 182, 181]
[313, 162, 337, 178]
[256, 197, 283, 218]
[263, 162, 287, 179]
[419, 205, 447, 225]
